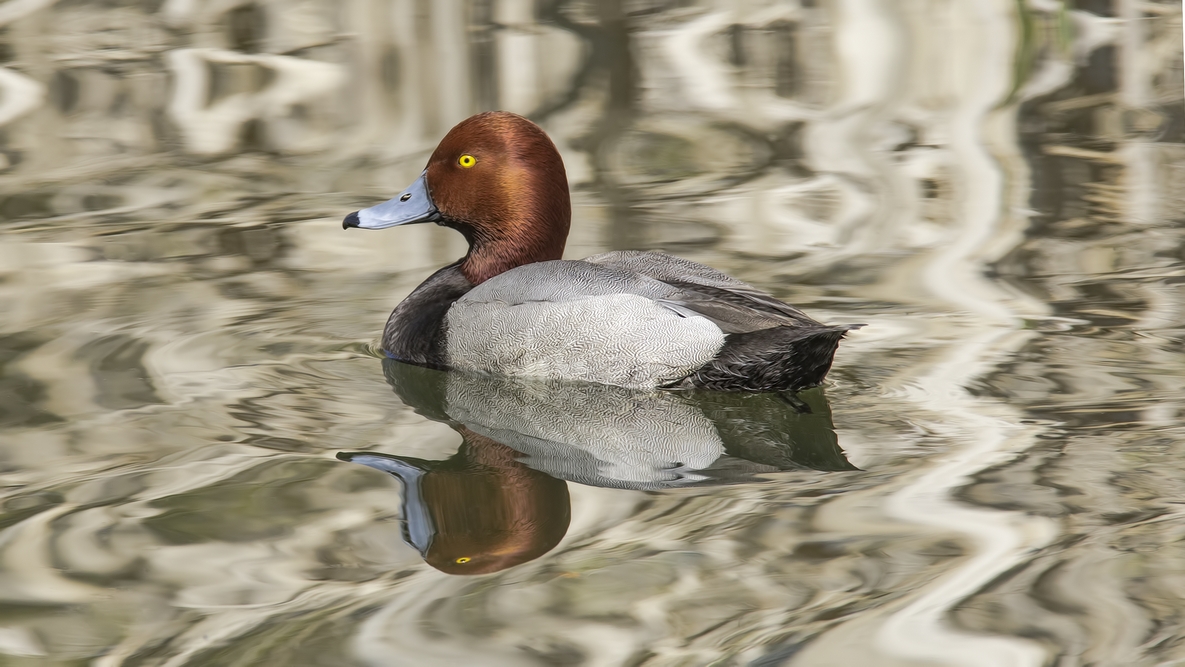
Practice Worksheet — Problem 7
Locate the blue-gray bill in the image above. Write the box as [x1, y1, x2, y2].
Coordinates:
[343, 171, 442, 230]
[336, 452, 435, 556]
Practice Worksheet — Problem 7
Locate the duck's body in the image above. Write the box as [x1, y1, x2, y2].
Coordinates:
[383, 250, 854, 391]
[346, 112, 856, 392]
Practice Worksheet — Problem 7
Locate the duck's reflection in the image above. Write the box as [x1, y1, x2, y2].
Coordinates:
[341, 430, 570, 575]
[338, 360, 855, 574]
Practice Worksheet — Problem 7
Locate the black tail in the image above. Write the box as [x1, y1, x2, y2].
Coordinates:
[678, 324, 860, 392]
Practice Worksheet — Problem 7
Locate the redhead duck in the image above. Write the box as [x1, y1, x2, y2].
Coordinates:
[343, 111, 859, 392]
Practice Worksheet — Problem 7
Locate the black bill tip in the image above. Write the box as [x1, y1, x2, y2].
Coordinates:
[342, 211, 360, 229]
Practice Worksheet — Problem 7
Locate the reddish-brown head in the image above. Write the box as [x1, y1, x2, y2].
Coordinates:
[420, 430, 571, 575]
[425, 112, 571, 284]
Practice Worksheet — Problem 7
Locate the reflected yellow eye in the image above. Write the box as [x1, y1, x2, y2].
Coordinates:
[455, 557, 471, 564]
[458, 154, 476, 168]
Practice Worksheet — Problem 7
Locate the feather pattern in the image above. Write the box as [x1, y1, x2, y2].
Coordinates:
[433, 251, 857, 391]
[446, 292, 726, 389]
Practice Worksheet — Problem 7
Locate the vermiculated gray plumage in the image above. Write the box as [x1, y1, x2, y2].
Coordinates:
[384, 250, 858, 391]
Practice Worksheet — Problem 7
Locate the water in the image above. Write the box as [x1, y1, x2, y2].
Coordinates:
[1, 0, 1184, 664]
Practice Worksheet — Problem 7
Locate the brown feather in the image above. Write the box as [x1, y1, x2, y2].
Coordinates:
[425, 112, 571, 284]
[420, 428, 571, 575]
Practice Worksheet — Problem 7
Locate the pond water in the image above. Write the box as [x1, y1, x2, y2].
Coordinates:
[1, 0, 1185, 665]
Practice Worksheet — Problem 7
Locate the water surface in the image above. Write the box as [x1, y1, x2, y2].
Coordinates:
[1, 0, 1184, 665]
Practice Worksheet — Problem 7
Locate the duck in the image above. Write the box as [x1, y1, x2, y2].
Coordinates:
[343, 111, 859, 392]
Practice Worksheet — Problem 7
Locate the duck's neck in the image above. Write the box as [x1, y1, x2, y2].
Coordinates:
[456, 203, 570, 285]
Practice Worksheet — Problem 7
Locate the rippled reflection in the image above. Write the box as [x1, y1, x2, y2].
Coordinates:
[341, 441, 572, 575]
[382, 361, 850, 483]
[340, 362, 854, 572]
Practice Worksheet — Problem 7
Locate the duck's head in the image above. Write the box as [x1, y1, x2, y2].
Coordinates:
[337, 431, 571, 576]
[343, 111, 571, 284]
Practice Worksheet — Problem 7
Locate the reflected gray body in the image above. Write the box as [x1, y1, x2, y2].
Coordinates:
[368, 361, 854, 492]
[445, 373, 725, 488]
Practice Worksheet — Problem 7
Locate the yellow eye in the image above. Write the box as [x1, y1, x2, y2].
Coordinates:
[455, 557, 471, 564]
[458, 154, 476, 168]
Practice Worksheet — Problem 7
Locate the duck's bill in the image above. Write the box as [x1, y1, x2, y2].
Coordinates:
[342, 171, 442, 230]
[336, 451, 435, 555]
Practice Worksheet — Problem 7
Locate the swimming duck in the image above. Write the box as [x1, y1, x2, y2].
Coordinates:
[343, 111, 858, 392]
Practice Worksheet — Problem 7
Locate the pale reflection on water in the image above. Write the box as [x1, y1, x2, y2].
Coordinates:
[0, 0, 1184, 665]
[338, 363, 852, 575]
